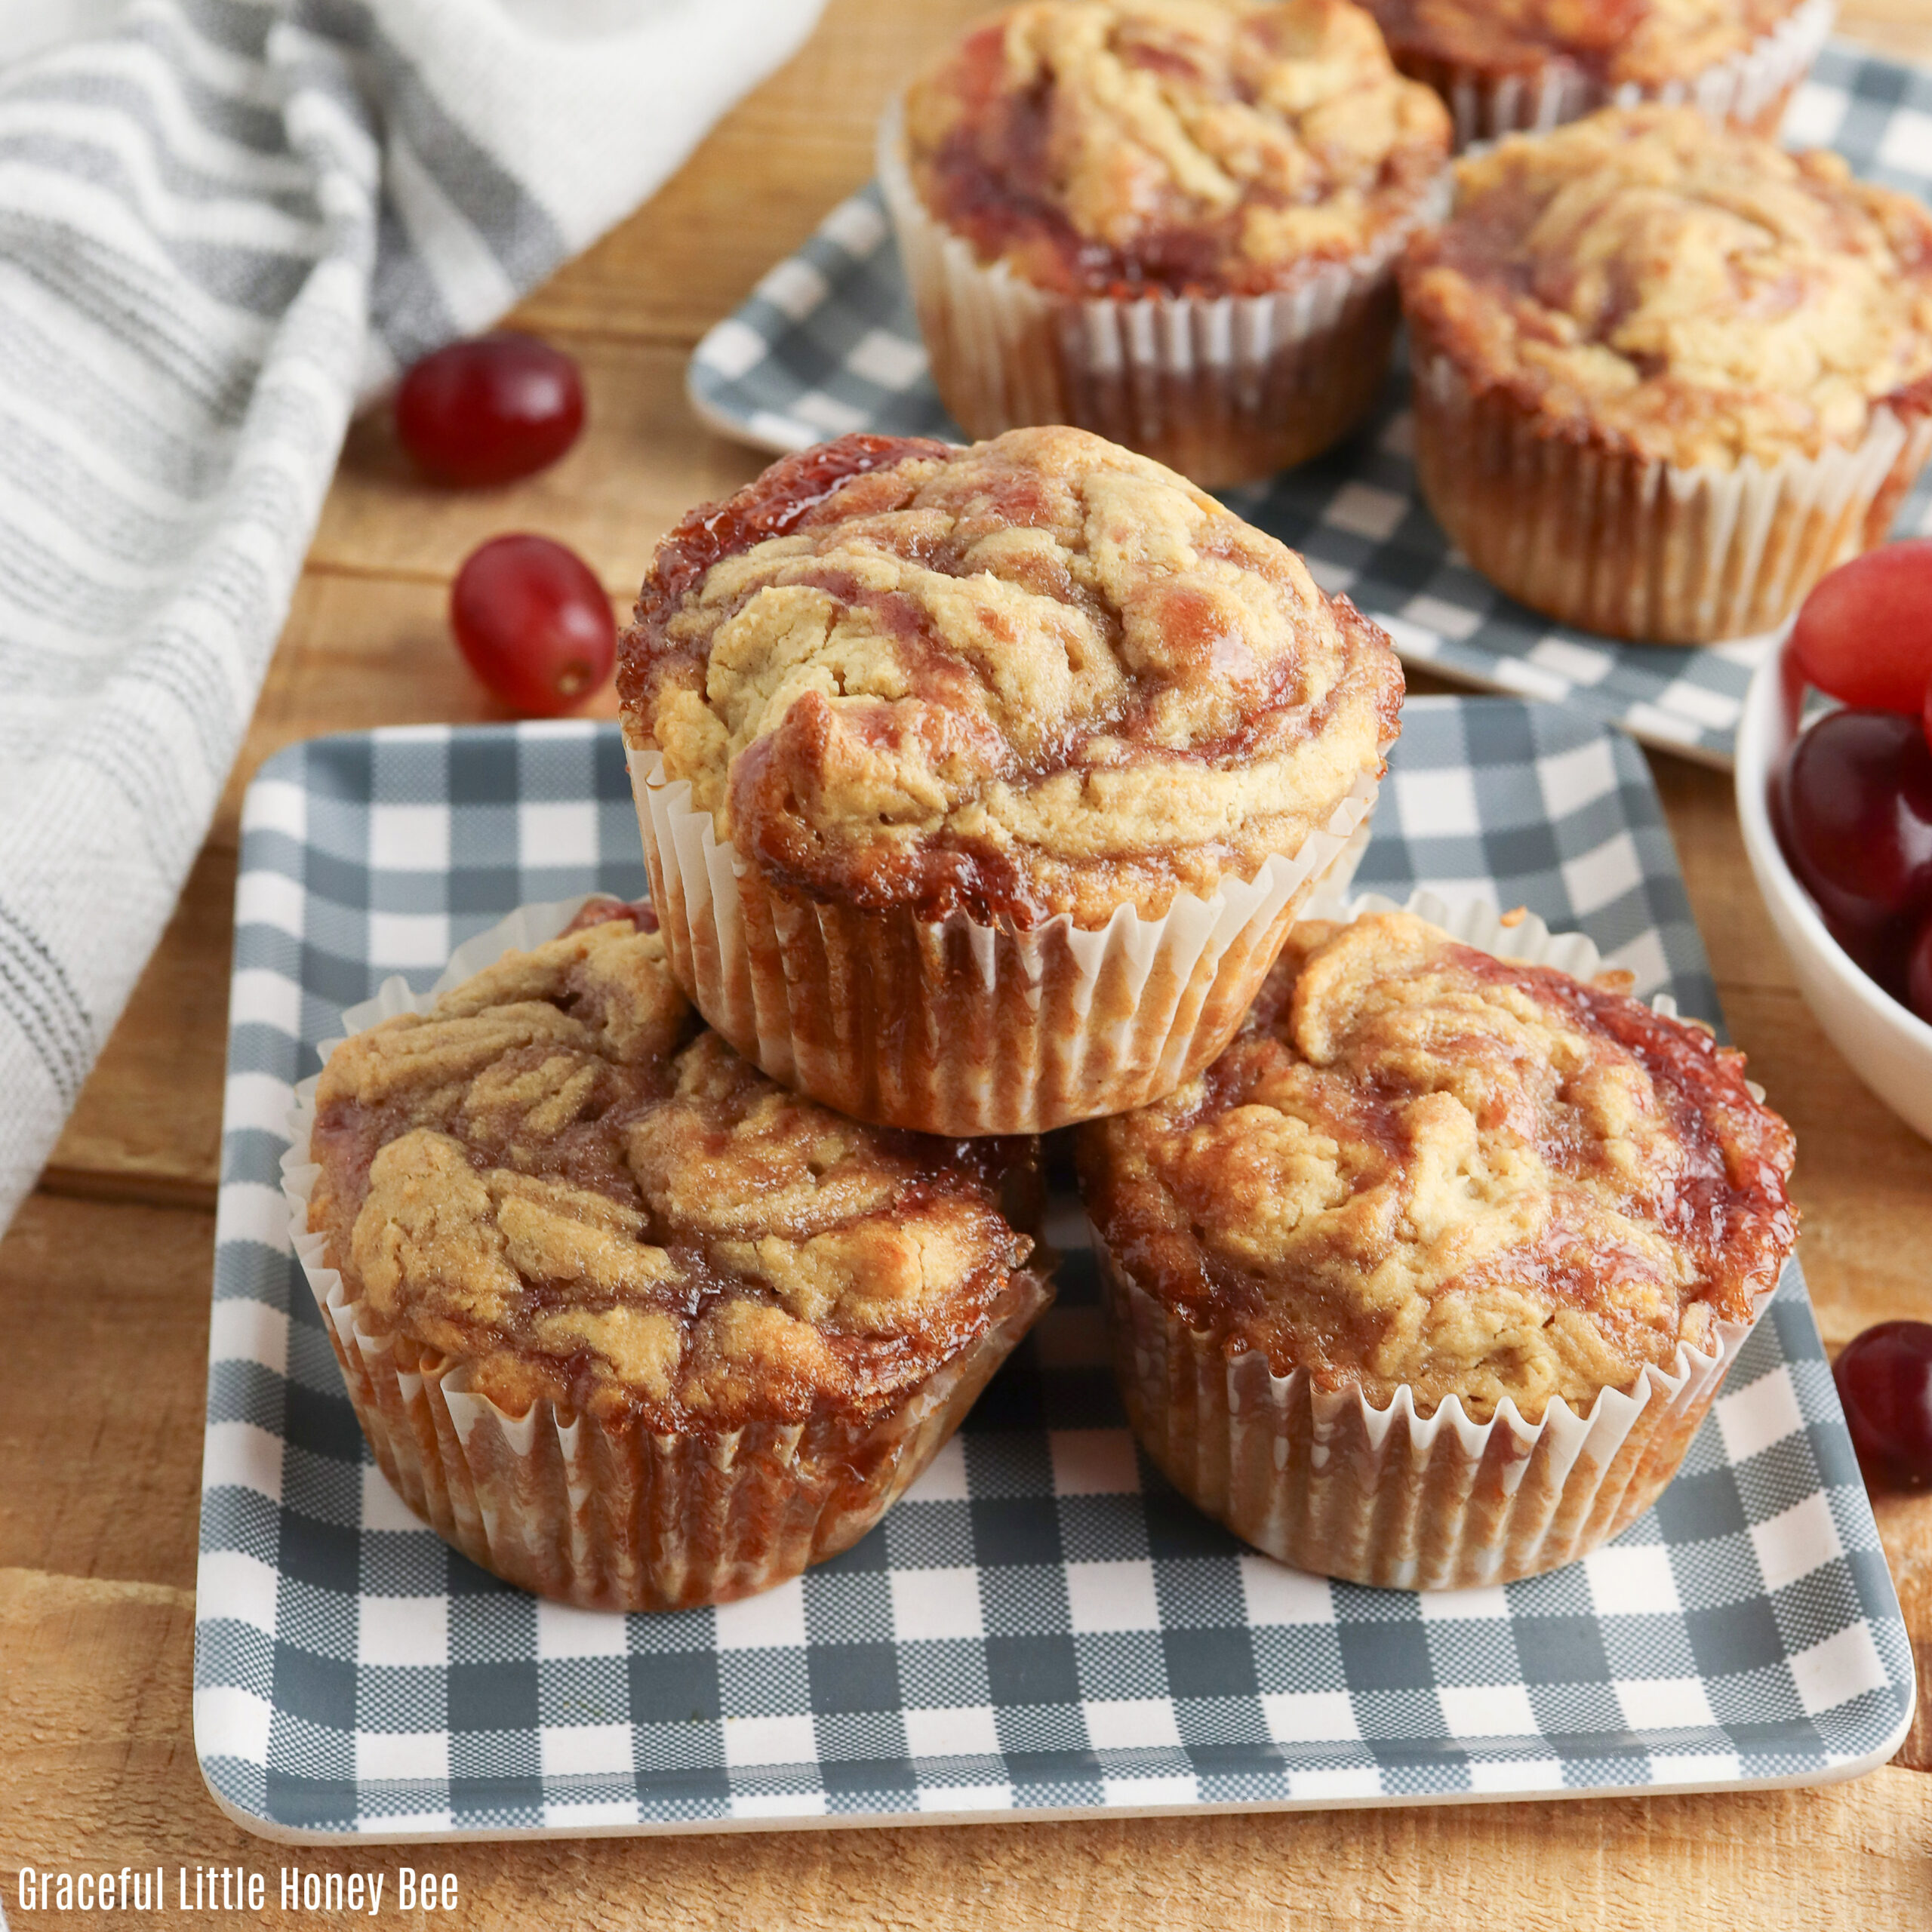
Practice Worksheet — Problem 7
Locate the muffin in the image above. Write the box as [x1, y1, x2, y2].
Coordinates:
[880, 0, 1453, 486]
[1077, 909, 1798, 1588]
[1399, 106, 1932, 644]
[287, 896, 1052, 1611]
[617, 426, 1404, 1137]
[1363, 0, 1835, 149]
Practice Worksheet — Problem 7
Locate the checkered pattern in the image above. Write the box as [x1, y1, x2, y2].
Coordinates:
[687, 39, 1932, 771]
[197, 700, 1914, 1841]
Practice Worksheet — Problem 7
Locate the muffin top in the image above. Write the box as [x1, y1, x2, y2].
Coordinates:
[1399, 106, 1932, 468]
[1076, 912, 1797, 1423]
[618, 427, 1403, 928]
[1364, 0, 1808, 91]
[900, 0, 1451, 297]
[307, 900, 1042, 1430]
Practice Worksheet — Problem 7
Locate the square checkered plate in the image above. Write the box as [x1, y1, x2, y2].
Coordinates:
[687, 39, 1932, 770]
[197, 699, 1914, 1843]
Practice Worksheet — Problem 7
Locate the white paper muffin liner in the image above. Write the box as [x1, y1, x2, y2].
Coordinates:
[877, 97, 1450, 488]
[281, 897, 1054, 1612]
[1401, 0, 1835, 149]
[1408, 323, 1932, 645]
[1091, 888, 1783, 1590]
[628, 745, 1383, 1137]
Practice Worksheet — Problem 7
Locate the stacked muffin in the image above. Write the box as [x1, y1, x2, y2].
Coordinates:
[620, 426, 1399, 1134]
[295, 897, 1053, 1609]
[1078, 910, 1796, 1587]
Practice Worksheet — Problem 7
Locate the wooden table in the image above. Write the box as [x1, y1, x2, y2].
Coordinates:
[5, 5, 1930, 1923]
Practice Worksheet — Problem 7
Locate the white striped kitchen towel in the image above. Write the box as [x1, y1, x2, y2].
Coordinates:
[0, 0, 824, 1235]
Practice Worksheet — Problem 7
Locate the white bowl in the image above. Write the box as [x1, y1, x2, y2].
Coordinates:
[1734, 628, 1932, 1143]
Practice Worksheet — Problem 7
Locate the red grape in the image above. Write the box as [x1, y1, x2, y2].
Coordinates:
[1778, 710, 1932, 931]
[1909, 911, 1932, 1025]
[1835, 1321, 1932, 1490]
[397, 333, 584, 488]
[1821, 908, 1913, 1005]
[1791, 540, 1932, 715]
[451, 534, 614, 716]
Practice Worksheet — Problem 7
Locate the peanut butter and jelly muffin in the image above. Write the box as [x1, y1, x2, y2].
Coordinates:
[293, 897, 1051, 1611]
[1399, 106, 1932, 643]
[618, 426, 1402, 1137]
[1077, 909, 1797, 1587]
[880, 0, 1452, 485]
[1364, 0, 1833, 149]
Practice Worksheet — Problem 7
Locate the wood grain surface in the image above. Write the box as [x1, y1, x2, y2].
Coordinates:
[5, 4, 1931, 1924]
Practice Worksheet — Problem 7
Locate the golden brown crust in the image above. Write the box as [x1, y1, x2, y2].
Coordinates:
[1398, 106, 1932, 469]
[1364, 0, 1806, 91]
[1076, 912, 1797, 1423]
[618, 426, 1404, 928]
[902, 0, 1450, 298]
[308, 900, 1041, 1431]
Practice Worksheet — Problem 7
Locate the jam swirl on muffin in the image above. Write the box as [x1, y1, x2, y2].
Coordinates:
[1078, 911, 1797, 1423]
[620, 426, 1403, 928]
[903, 0, 1451, 298]
[307, 898, 1044, 1429]
[1400, 106, 1932, 470]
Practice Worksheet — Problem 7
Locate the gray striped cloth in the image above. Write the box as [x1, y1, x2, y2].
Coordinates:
[0, 0, 824, 1235]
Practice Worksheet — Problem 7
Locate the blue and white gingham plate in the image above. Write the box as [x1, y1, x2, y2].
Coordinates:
[195, 698, 1913, 1842]
[688, 41, 1932, 770]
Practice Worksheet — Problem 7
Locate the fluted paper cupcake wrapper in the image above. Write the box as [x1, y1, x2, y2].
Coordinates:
[629, 747, 1381, 1137]
[1410, 326, 1932, 644]
[877, 97, 1451, 488]
[1093, 888, 1779, 1590]
[281, 897, 1054, 1612]
[1408, 0, 1835, 149]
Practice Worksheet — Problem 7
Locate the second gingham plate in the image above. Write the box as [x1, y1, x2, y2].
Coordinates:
[688, 40, 1932, 769]
[195, 698, 1914, 1842]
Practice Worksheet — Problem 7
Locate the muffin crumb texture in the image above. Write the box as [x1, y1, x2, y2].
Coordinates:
[1078, 912, 1797, 1422]
[308, 903, 1037, 1428]
[1365, 0, 1807, 91]
[903, 0, 1451, 296]
[621, 426, 1402, 926]
[1401, 106, 1932, 467]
